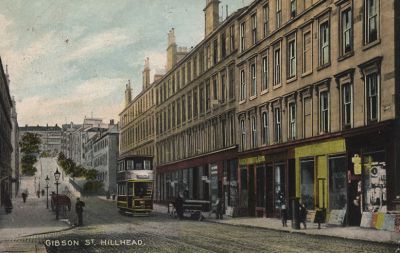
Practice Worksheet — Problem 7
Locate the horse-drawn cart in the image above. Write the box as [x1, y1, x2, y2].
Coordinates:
[51, 194, 71, 213]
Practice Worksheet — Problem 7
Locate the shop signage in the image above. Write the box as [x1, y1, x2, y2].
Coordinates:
[136, 174, 149, 179]
[239, 155, 266, 165]
[351, 154, 362, 175]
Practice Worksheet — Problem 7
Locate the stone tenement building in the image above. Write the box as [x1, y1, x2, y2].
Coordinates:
[119, 0, 400, 227]
[19, 124, 62, 156]
[119, 57, 156, 158]
[0, 58, 13, 205]
[93, 123, 119, 194]
[234, 0, 399, 224]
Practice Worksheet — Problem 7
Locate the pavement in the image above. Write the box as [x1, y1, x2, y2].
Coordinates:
[0, 160, 72, 253]
[153, 203, 400, 245]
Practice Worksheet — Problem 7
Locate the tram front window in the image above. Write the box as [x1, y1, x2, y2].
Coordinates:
[134, 182, 151, 198]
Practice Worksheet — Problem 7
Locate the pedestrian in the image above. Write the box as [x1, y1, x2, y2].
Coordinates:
[314, 205, 325, 229]
[278, 191, 288, 227]
[75, 198, 85, 226]
[174, 193, 184, 220]
[299, 201, 307, 229]
[3, 192, 13, 214]
[41, 189, 45, 196]
[36, 190, 40, 198]
[216, 198, 223, 219]
[21, 190, 28, 203]
[281, 203, 288, 227]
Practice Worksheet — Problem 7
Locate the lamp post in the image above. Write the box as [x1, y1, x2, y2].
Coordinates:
[45, 175, 50, 209]
[54, 169, 61, 220]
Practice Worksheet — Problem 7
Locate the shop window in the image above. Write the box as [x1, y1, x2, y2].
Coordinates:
[329, 156, 347, 210]
[210, 164, 218, 204]
[301, 158, 314, 210]
[240, 166, 248, 202]
[256, 165, 266, 207]
[274, 163, 285, 211]
[228, 160, 238, 207]
[363, 151, 386, 212]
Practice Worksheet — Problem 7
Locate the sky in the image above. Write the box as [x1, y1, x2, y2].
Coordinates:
[0, 0, 253, 126]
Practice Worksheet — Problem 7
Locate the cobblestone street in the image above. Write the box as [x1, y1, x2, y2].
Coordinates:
[1, 158, 398, 252]
[18, 197, 397, 253]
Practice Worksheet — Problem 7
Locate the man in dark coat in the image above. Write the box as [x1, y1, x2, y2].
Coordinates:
[174, 194, 184, 220]
[21, 190, 28, 203]
[75, 198, 85, 226]
[299, 201, 307, 229]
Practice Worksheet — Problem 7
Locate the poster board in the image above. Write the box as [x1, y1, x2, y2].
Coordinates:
[382, 214, 395, 232]
[395, 214, 400, 233]
[360, 212, 372, 228]
[306, 210, 316, 223]
[327, 209, 346, 226]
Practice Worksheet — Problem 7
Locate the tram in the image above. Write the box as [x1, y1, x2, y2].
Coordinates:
[116, 155, 153, 215]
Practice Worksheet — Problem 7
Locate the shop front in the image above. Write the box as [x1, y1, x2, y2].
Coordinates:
[156, 147, 238, 212]
[237, 150, 295, 218]
[294, 138, 347, 222]
[345, 121, 399, 230]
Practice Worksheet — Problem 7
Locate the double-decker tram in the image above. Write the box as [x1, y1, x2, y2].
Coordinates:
[117, 155, 153, 215]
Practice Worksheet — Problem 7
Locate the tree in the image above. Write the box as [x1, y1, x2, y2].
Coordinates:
[84, 169, 98, 181]
[20, 133, 41, 176]
[20, 133, 41, 154]
[21, 154, 37, 176]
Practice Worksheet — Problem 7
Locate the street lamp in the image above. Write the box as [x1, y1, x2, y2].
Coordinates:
[45, 175, 50, 209]
[54, 169, 61, 220]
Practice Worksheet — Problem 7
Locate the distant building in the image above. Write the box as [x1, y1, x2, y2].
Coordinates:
[68, 117, 108, 166]
[93, 121, 119, 193]
[10, 98, 20, 198]
[61, 122, 81, 158]
[19, 124, 62, 156]
[0, 58, 13, 205]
